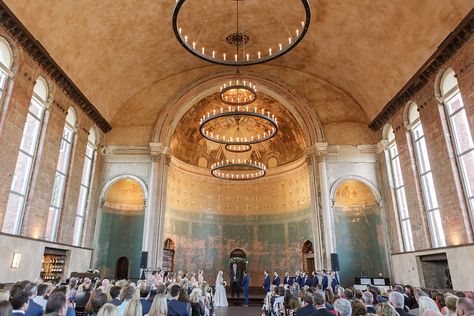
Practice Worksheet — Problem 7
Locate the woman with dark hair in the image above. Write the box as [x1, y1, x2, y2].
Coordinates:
[85, 289, 104, 315]
[90, 293, 108, 316]
[405, 285, 418, 309]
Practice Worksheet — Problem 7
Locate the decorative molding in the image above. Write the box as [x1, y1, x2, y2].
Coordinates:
[0, 1, 111, 133]
[369, 9, 474, 131]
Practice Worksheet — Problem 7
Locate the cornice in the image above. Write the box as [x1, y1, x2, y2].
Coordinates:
[0, 1, 112, 133]
[369, 8, 474, 131]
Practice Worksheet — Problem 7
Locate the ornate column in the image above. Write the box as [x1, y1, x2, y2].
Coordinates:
[142, 143, 171, 269]
[314, 143, 335, 268]
[306, 145, 323, 270]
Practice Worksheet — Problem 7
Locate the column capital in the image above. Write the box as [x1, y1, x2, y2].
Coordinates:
[376, 140, 389, 154]
[307, 142, 328, 160]
[149, 143, 170, 155]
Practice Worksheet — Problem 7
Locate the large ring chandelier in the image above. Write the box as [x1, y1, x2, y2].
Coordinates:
[220, 77, 257, 106]
[211, 159, 266, 181]
[199, 106, 278, 146]
[172, 0, 311, 66]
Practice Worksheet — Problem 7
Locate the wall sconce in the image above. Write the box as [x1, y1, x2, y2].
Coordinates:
[11, 252, 21, 269]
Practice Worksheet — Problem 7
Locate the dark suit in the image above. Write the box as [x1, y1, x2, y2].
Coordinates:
[331, 275, 339, 292]
[312, 276, 319, 287]
[309, 307, 334, 316]
[26, 299, 43, 316]
[366, 305, 376, 314]
[395, 308, 415, 316]
[303, 277, 311, 287]
[284, 276, 293, 286]
[296, 276, 303, 287]
[12, 311, 25, 316]
[242, 274, 250, 305]
[140, 298, 152, 315]
[167, 299, 190, 316]
[109, 298, 122, 306]
[296, 304, 317, 316]
[263, 275, 271, 295]
[230, 267, 241, 298]
[321, 275, 328, 290]
[273, 276, 281, 286]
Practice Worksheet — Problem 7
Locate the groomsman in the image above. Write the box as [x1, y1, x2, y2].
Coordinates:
[263, 270, 270, 295]
[272, 272, 281, 286]
[321, 270, 329, 290]
[242, 271, 250, 307]
[284, 272, 293, 286]
[312, 271, 319, 288]
[303, 273, 311, 287]
[331, 272, 340, 292]
[295, 271, 303, 288]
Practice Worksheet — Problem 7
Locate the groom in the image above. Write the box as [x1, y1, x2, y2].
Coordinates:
[230, 263, 241, 298]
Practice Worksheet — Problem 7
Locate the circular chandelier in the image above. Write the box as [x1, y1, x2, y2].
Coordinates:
[220, 77, 257, 106]
[211, 159, 266, 181]
[199, 106, 278, 146]
[224, 144, 251, 153]
[172, 0, 311, 66]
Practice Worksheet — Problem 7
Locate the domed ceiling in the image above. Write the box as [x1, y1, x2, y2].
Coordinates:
[170, 92, 306, 169]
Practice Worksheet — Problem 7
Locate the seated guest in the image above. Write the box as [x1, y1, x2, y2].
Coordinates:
[418, 296, 441, 316]
[123, 299, 142, 316]
[167, 285, 189, 316]
[44, 293, 67, 316]
[90, 293, 108, 316]
[50, 286, 76, 316]
[309, 291, 333, 316]
[351, 301, 367, 316]
[361, 292, 376, 314]
[97, 304, 118, 316]
[442, 294, 458, 316]
[395, 285, 411, 309]
[10, 290, 29, 316]
[24, 283, 42, 316]
[333, 299, 352, 316]
[406, 286, 418, 310]
[109, 287, 122, 307]
[189, 289, 204, 316]
[75, 280, 92, 313]
[456, 298, 474, 316]
[296, 293, 317, 316]
[138, 284, 151, 315]
[273, 287, 285, 316]
[466, 292, 474, 301]
[343, 290, 354, 302]
[32, 284, 48, 311]
[376, 303, 399, 316]
[147, 294, 167, 316]
[288, 297, 302, 316]
[389, 291, 414, 316]
[324, 288, 334, 306]
[0, 300, 12, 316]
[117, 286, 136, 316]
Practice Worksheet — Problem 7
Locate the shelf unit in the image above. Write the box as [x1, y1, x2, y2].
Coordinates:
[40, 248, 67, 281]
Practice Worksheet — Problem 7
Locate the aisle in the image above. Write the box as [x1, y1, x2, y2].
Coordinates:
[214, 306, 262, 316]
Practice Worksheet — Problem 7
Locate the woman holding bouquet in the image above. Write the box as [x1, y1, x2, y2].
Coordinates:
[214, 270, 228, 307]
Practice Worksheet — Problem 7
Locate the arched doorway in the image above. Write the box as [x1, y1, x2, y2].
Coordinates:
[302, 240, 315, 273]
[115, 256, 129, 279]
[162, 238, 175, 272]
[229, 249, 247, 276]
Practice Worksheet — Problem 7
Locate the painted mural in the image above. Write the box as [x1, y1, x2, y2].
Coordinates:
[96, 178, 145, 279]
[333, 180, 389, 286]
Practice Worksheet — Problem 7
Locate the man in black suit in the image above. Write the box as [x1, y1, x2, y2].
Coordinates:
[108, 286, 122, 306]
[362, 291, 376, 314]
[230, 263, 241, 298]
[389, 291, 415, 316]
[309, 291, 334, 316]
[284, 272, 293, 286]
[296, 293, 317, 316]
[167, 285, 190, 316]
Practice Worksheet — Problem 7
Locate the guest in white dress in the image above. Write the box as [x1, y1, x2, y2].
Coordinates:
[214, 271, 228, 307]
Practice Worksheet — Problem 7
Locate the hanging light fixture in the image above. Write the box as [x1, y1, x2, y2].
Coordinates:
[211, 159, 266, 181]
[172, 0, 311, 66]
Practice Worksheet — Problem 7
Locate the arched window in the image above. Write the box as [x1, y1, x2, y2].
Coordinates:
[408, 102, 445, 247]
[2, 77, 49, 234]
[0, 36, 13, 101]
[439, 68, 474, 222]
[72, 128, 97, 246]
[383, 124, 414, 251]
[45, 108, 76, 241]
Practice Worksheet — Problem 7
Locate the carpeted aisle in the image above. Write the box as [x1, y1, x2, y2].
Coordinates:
[214, 306, 262, 316]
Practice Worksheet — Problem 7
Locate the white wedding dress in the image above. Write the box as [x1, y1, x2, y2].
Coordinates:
[214, 273, 228, 307]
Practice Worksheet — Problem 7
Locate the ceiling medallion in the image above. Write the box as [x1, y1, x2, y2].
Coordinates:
[172, 0, 311, 66]
[211, 159, 266, 181]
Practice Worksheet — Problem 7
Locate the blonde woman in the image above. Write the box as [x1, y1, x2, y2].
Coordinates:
[146, 294, 167, 316]
[376, 303, 400, 316]
[124, 298, 142, 316]
[419, 296, 440, 316]
[190, 288, 205, 316]
[98, 303, 119, 316]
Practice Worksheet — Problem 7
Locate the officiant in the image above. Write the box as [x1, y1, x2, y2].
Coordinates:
[230, 263, 241, 298]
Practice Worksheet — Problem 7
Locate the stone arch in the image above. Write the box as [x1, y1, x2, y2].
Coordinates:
[329, 175, 382, 206]
[99, 175, 149, 207]
[152, 71, 325, 148]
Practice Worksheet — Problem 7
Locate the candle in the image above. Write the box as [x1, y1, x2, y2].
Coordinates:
[258, 51, 261, 58]
[212, 51, 216, 58]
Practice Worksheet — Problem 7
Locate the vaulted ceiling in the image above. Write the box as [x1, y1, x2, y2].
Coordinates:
[4, 0, 472, 131]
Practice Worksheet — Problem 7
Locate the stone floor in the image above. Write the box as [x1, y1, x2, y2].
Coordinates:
[214, 306, 262, 316]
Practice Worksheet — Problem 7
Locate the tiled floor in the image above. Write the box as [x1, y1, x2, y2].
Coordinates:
[214, 306, 262, 316]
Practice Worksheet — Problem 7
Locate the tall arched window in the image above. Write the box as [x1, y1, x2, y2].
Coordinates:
[72, 128, 97, 246]
[2, 77, 49, 234]
[45, 108, 76, 241]
[383, 124, 414, 251]
[439, 68, 474, 223]
[408, 102, 446, 247]
[0, 37, 13, 102]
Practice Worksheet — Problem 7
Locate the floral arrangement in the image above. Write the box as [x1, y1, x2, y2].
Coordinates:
[228, 257, 249, 264]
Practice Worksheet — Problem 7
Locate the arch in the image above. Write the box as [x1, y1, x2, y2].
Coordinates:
[152, 71, 324, 148]
[164, 238, 175, 250]
[33, 76, 49, 103]
[100, 175, 149, 207]
[66, 107, 77, 126]
[302, 240, 314, 254]
[88, 127, 98, 146]
[439, 68, 458, 96]
[230, 248, 247, 258]
[115, 256, 129, 279]
[406, 101, 420, 126]
[382, 123, 395, 142]
[162, 238, 175, 272]
[0, 36, 13, 70]
[330, 175, 382, 205]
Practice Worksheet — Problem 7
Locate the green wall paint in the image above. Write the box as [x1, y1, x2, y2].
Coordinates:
[96, 211, 144, 279]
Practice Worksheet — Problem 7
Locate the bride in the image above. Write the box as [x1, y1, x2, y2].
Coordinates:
[214, 270, 228, 307]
